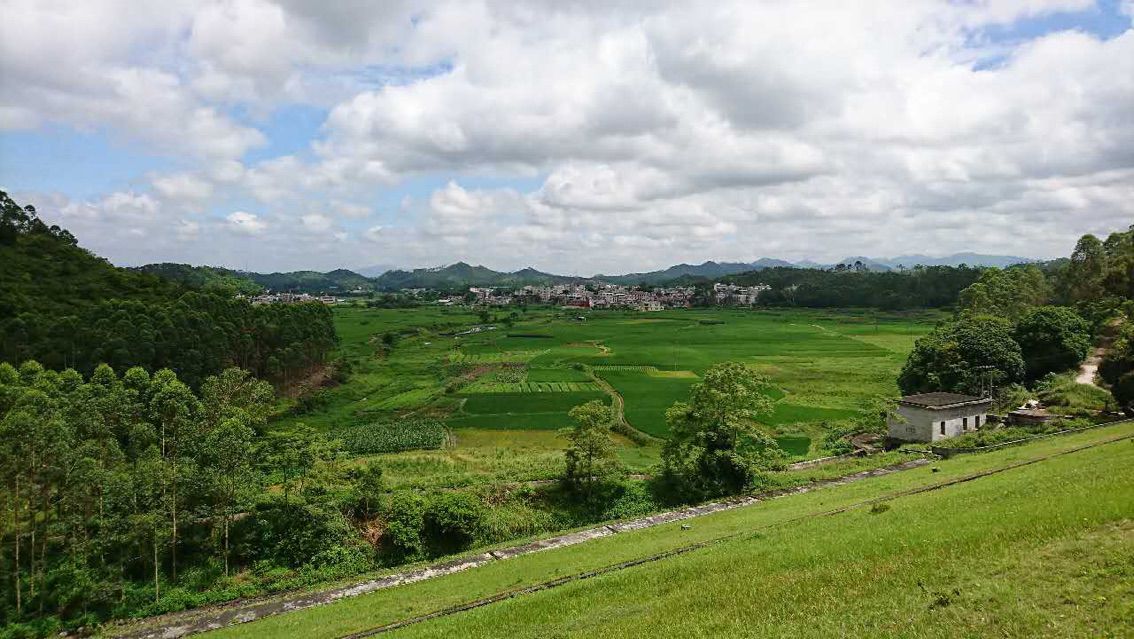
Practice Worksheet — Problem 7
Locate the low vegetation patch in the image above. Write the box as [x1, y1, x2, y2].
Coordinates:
[336, 419, 448, 454]
[928, 420, 1086, 450]
[1035, 372, 1117, 415]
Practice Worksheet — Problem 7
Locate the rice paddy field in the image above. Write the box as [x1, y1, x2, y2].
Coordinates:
[275, 305, 941, 485]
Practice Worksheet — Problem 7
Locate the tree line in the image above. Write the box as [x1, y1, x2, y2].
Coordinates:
[0, 192, 337, 387]
[0, 360, 520, 636]
[721, 264, 984, 309]
[898, 225, 1134, 412]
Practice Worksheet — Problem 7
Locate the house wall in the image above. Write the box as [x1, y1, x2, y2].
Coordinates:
[887, 403, 989, 442]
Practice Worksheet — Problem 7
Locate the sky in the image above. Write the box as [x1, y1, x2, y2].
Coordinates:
[1, 1, 1132, 275]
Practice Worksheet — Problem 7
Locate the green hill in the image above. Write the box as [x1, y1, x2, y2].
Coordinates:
[373, 262, 577, 290]
[136, 264, 373, 294]
[0, 191, 336, 385]
[132, 263, 263, 294]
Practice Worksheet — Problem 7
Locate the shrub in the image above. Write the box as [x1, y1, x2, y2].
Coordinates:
[601, 481, 659, 520]
[1114, 371, 1134, 414]
[381, 493, 426, 559]
[423, 492, 486, 555]
[248, 501, 358, 568]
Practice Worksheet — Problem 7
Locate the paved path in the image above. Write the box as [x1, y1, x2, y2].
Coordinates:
[108, 458, 929, 639]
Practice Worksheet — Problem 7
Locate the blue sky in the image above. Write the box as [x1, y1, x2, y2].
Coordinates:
[1, 1, 1131, 273]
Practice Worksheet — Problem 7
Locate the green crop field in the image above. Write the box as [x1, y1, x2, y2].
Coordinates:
[524, 367, 593, 382]
[336, 419, 448, 454]
[452, 392, 612, 430]
[205, 421, 1134, 639]
[271, 306, 938, 489]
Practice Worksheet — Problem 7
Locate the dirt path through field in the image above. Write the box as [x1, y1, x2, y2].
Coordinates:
[1076, 318, 1123, 386]
[1076, 347, 1105, 385]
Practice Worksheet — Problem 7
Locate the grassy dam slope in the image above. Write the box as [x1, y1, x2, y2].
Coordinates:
[191, 422, 1134, 639]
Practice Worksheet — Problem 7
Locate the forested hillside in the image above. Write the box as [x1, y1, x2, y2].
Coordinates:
[135, 264, 374, 295]
[130, 264, 263, 295]
[0, 192, 336, 386]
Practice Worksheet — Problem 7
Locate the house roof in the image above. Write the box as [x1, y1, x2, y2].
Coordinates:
[899, 392, 990, 409]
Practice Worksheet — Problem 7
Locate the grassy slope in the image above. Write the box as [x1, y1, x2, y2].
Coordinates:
[204, 421, 1134, 639]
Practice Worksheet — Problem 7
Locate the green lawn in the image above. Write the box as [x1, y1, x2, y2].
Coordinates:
[202, 421, 1134, 639]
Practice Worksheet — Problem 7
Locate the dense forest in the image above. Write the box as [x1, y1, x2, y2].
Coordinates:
[0, 192, 337, 387]
[134, 264, 374, 296]
[898, 225, 1134, 412]
[0, 363, 379, 635]
[722, 264, 985, 309]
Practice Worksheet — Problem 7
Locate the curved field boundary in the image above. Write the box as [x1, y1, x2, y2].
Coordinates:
[339, 429, 1134, 638]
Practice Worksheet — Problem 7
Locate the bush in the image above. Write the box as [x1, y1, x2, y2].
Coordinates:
[1114, 371, 1134, 414]
[423, 492, 486, 555]
[381, 493, 426, 559]
[294, 390, 330, 414]
[601, 481, 659, 520]
[248, 501, 358, 568]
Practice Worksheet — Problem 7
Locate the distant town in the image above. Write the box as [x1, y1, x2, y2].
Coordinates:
[244, 282, 774, 310]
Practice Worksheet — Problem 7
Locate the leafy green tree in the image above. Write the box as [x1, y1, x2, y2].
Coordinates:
[1100, 226, 1134, 299]
[562, 400, 624, 500]
[956, 265, 1050, 320]
[200, 367, 274, 432]
[146, 369, 201, 581]
[1061, 234, 1107, 303]
[201, 415, 258, 575]
[899, 316, 1025, 396]
[660, 362, 784, 499]
[349, 463, 385, 519]
[1013, 306, 1092, 381]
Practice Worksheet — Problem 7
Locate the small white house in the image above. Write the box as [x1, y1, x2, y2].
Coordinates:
[887, 392, 992, 442]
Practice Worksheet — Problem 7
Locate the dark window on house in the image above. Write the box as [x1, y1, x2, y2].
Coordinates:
[975, 415, 981, 428]
[963, 417, 968, 431]
[940, 421, 946, 435]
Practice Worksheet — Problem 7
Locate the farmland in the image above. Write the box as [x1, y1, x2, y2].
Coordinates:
[201, 419, 1134, 639]
[276, 306, 939, 483]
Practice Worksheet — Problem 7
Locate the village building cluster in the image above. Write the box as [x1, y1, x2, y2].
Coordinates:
[713, 282, 772, 305]
[516, 284, 694, 310]
[436, 282, 774, 309]
[247, 292, 338, 305]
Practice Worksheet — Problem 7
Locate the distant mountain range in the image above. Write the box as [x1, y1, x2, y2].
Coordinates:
[137, 252, 1033, 293]
[372, 262, 574, 289]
